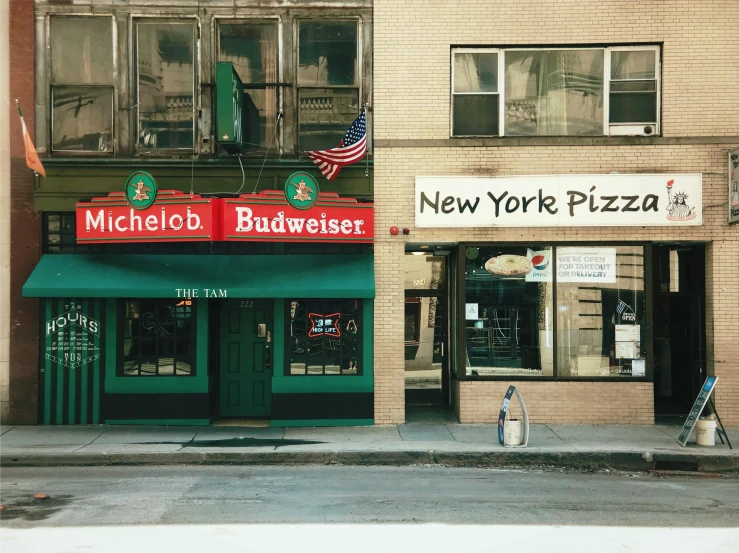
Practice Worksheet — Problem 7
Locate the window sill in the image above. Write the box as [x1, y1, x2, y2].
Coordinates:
[376, 136, 739, 148]
[453, 374, 651, 383]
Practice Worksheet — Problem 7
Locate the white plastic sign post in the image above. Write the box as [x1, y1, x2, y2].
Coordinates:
[497, 385, 529, 448]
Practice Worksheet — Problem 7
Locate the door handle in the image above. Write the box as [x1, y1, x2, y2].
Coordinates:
[257, 324, 267, 338]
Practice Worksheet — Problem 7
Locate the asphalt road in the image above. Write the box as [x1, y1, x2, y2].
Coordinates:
[1, 465, 738, 528]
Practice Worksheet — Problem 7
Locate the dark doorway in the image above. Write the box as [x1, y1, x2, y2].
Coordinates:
[219, 299, 274, 418]
[404, 252, 450, 406]
[652, 244, 706, 419]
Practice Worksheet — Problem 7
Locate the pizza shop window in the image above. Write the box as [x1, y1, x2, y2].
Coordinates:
[287, 299, 362, 375]
[119, 299, 196, 376]
[451, 46, 660, 137]
[462, 244, 647, 379]
[50, 16, 114, 153]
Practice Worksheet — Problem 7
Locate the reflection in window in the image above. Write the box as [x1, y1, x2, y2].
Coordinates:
[219, 22, 278, 151]
[465, 246, 553, 376]
[609, 50, 658, 125]
[452, 51, 499, 136]
[556, 246, 645, 377]
[121, 299, 195, 376]
[504, 50, 604, 136]
[298, 21, 360, 151]
[137, 22, 195, 150]
[288, 299, 361, 375]
[50, 16, 114, 152]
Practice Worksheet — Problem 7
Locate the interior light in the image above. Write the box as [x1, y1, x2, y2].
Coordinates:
[411, 251, 425, 256]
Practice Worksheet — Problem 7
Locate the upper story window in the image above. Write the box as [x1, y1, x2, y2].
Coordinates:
[451, 46, 660, 137]
[44, 12, 370, 158]
[50, 16, 114, 153]
[298, 20, 360, 152]
[136, 21, 197, 151]
[218, 21, 279, 152]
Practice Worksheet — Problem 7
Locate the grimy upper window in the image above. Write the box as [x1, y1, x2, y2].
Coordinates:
[45, 12, 370, 158]
[136, 21, 197, 151]
[50, 16, 114, 153]
[452, 46, 660, 137]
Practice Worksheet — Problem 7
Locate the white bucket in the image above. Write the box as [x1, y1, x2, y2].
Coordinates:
[504, 419, 523, 446]
[695, 418, 717, 446]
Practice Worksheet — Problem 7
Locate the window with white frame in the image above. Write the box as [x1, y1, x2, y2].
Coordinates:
[136, 20, 197, 151]
[50, 16, 115, 153]
[451, 46, 660, 137]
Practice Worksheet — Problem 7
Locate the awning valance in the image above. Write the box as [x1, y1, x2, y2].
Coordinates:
[22, 254, 374, 299]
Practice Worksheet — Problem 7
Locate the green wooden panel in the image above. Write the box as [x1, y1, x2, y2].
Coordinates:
[104, 299, 209, 394]
[39, 298, 104, 425]
[35, 160, 372, 211]
[271, 298, 374, 394]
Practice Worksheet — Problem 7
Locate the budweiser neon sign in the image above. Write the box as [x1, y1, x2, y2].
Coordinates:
[76, 190, 373, 244]
[222, 191, 373, 243]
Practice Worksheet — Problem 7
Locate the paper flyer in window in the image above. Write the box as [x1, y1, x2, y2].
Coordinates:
[632, 359, 646, 377]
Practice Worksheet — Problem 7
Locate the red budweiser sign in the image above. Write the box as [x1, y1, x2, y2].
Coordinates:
[222, 191, 373, 243]
[76, 191, 373, 244]
[76, 191, 221, 243]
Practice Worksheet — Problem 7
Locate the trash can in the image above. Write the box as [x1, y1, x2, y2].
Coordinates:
[504, 418, 523, 446]
[696, 417, 717, 446]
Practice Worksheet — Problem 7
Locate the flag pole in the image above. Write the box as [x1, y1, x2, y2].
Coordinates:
[364, 104, 369, 178]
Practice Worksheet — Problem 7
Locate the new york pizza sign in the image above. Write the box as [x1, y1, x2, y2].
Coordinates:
[76, 171, 374, 244]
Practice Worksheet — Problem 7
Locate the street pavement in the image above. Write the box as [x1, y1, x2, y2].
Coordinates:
[1, 419, 738, 472]
[1, 466, 738, 552]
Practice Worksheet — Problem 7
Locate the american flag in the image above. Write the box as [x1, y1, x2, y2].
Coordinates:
[306, 110, 367, 181]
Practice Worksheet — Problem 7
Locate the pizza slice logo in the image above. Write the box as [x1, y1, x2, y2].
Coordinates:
[308, 312, 341, 338]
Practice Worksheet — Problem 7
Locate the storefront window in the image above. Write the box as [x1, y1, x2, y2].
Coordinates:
[120, 299, 196, 376]
[556, 245, 645, 377]
[287, 299, 361, 375]
[462, 244, 647, 379]
[464, 246, 554, 376]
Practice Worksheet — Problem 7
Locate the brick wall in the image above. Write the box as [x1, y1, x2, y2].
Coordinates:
[8, 0, 40, 424]
[453, 379, 654, 424]
[373, 0, 739, 425]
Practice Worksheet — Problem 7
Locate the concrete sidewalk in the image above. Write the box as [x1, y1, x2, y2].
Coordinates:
[1, 422, 737, 472]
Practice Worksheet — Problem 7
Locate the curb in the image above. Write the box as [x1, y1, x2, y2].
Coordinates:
[2, 450, 738, 472]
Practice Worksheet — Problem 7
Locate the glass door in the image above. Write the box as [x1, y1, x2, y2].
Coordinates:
[404, 253, 449, 405]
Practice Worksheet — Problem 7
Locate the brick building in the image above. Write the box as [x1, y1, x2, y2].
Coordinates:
[8, 0, 376, 425]
[373, 0, 739, 425]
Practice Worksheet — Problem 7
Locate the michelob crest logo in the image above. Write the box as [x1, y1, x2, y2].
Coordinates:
[285, 172, 320, 210]
[125, 171, 158, 210]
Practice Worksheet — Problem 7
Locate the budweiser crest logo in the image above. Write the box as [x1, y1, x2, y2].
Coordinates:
[285, 171, 319, 210]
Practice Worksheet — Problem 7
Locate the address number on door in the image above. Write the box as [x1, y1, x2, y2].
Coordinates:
[240, 300, 254, 308]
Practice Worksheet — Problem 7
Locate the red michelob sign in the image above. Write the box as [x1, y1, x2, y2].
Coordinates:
[76, 190, 221, 244]
[75, 171, 373, 244]
[222, 190, 374, 243]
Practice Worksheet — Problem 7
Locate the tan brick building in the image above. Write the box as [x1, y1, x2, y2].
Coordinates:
[373, 0, 739, 425]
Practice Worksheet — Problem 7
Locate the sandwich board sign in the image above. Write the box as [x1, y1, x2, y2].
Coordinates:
[677, 376, 718, 446]
[497, 385, 529, 448]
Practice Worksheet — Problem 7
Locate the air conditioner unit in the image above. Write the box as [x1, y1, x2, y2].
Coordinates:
[609, 124, 657, 136]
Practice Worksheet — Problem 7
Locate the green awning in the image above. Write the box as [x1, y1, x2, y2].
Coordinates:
[23, 254, 374, 299]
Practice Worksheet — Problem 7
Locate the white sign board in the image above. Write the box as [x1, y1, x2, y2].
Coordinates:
[415, 174, 703, 228]
[465, 303, 479, 320]
[556, 247, 616, 283]
[730, 148, 739, 225]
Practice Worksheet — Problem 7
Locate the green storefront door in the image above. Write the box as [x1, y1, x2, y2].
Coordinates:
[219, 299, 273, 418]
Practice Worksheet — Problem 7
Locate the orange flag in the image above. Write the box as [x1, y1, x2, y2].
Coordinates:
[16, 100, 46, 178]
